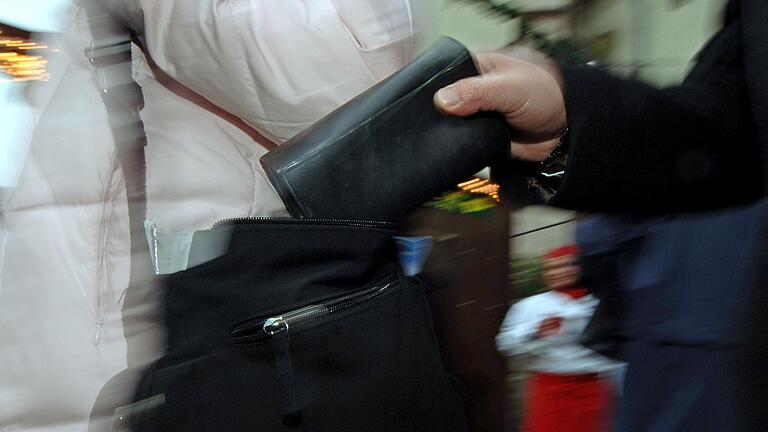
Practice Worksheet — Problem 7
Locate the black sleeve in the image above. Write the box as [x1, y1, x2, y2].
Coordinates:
[551, 12, 764, 214]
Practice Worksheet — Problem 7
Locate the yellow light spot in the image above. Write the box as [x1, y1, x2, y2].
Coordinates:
[456, 177, 502, 203]
[457, 178, 482, 188]
[0, 37, 50, 82]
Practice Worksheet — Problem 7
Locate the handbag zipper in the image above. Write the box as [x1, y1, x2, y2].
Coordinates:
[230, 276, 399, 345]
[230, 274, 400, 426]
[212, 217, 395, 230]
[216, 218, 398, 425]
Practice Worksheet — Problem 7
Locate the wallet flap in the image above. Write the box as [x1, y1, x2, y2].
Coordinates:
[260, 37, 511, 221]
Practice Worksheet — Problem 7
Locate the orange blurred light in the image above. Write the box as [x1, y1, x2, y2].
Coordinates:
[457, 177, 502, 202]
[0, 37, 50, 82]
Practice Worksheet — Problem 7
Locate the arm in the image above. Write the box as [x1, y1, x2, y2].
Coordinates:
[435, 2, 764, 213]
[554, 14, 762, 212]
[496, 301, 563, 356]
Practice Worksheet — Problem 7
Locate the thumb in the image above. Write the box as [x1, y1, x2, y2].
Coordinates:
[434, 75, 515, 117]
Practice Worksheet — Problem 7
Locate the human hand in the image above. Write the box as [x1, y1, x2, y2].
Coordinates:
[537, 316, 562, 338]
[433, 52, 566, 162]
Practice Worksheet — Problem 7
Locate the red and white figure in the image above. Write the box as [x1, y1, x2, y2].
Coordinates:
[497, 245, 623, 432]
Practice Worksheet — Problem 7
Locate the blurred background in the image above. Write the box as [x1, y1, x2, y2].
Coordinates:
[408, 1, 729, 430]
[0, 0, 70, 188]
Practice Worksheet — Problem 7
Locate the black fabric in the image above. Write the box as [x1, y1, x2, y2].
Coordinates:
[546, 7, 768, 431]
[578, 248, 631, 360]
[491, 159, 560, 205]
[130, 220, 468, 432]
[615, 340, 768, 432]
[575, 202, 768, 432]
[260, 37, 510, 221]
[740, 0, 768, 188]
[553, 0, 767, 213]
[578, 201, 768, 346]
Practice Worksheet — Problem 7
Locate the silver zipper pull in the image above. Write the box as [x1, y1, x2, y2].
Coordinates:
[263, 317, 289, 335]
[262, 304, 328, 336]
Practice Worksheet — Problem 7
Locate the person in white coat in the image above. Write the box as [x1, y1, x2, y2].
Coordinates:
[497, 245, 622, 432]
[0, 1, 429, 430]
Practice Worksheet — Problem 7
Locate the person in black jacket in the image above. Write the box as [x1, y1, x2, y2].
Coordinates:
[435, 1, 765, 211]
[435, 1, 768, 431]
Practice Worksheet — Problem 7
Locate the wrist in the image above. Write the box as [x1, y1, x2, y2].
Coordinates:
[540, 126, 569, 174]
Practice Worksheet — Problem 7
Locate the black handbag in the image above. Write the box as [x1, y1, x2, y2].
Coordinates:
[260, 37, 511, 221]
[129, 220, 468, 431]
[84, 28, 477, 430]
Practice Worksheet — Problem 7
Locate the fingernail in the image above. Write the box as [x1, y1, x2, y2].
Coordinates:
[436, 86, 461, 107]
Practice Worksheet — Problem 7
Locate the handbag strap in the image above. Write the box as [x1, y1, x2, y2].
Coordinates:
[131, 36, 277, 151]
[85, 34, 150, 273]
[84, 3, 156, 365]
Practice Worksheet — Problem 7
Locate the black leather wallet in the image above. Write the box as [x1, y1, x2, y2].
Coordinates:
[260, 37, 511, 222]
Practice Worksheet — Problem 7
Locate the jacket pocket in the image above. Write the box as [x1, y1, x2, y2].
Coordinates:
[329, 0, 412, 52]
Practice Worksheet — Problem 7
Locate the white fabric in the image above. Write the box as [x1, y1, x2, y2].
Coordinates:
[0, 1, 425, 430]
[134, 51, 290, 232]
[496, 291, 622, 375]
[105, 0, 421, 143]
[0, 12, 131, 430]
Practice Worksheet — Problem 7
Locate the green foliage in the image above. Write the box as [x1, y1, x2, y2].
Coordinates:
[509, 256, 546, 299]
[522, 22, 594, 65]
[456, 0, 523, 20]
[455, 0, 594, 65]
[426, 191, 497, 215]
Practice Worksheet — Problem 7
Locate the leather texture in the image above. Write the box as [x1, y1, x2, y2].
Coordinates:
[260, 37, 511, 222]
